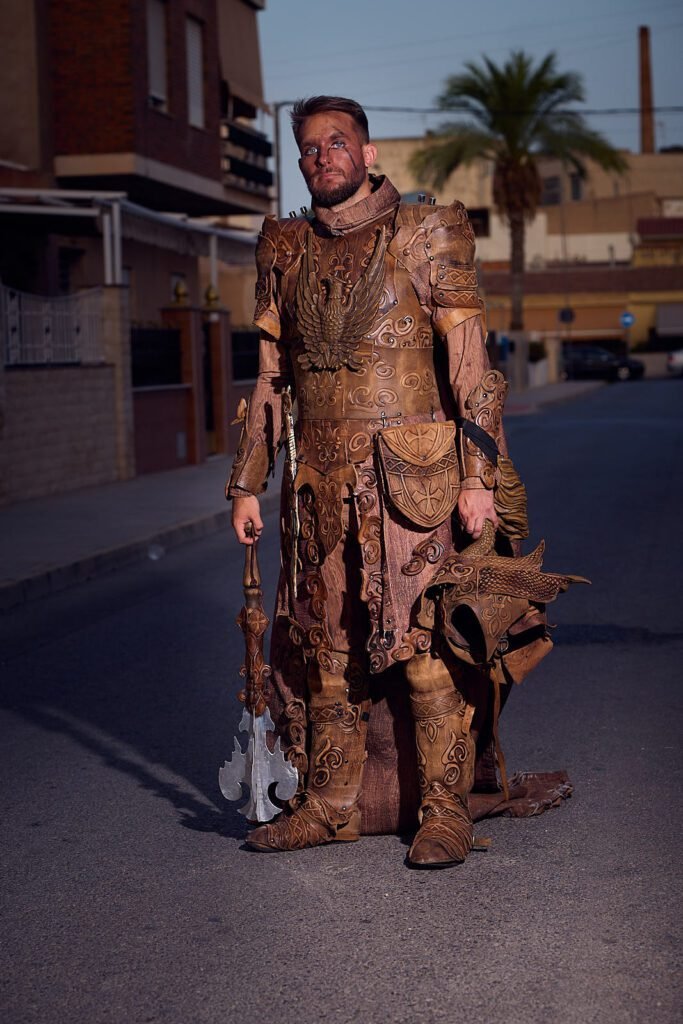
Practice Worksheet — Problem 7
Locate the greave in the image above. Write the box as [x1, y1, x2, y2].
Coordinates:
[247, 654, 369, 852]
[405, 651, 475, 868]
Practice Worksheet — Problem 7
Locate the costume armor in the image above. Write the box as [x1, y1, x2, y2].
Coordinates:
[228, 177, 509, 671]
[228, 175, 582, 865]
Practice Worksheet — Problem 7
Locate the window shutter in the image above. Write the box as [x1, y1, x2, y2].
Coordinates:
[186, 17, 205, 128]
[147, 0, 167, 107]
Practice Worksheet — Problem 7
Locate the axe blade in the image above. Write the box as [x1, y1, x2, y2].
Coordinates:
[219, 707, 299, 822]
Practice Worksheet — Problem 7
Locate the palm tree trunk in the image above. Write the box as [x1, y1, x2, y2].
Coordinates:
[509, 211, 525, 331]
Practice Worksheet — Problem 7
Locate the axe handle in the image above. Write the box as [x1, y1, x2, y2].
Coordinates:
[237, 527, 271, 717]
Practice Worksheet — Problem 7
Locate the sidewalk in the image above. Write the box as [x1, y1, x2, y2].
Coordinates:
[0, 379, 603, 611]
[504, 377, 604, 415]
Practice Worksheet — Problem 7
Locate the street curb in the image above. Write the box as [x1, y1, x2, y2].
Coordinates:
[0, 491, 282, 613]
[0, 384, 603, 613]
[0, 511, 226, 612]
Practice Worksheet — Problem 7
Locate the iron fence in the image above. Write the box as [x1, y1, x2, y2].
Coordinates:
[1, 283, 106, 366]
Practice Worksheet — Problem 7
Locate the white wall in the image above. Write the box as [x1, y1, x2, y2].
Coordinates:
[475, 211, 632, 268]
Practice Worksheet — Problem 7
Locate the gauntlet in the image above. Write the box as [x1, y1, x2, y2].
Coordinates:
[225, 396, 271, 498]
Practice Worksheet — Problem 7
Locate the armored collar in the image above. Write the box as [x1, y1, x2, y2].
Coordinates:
[313, 175, 401, 235]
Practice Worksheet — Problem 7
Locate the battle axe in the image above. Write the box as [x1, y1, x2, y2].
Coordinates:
[219, 527, 298, 821]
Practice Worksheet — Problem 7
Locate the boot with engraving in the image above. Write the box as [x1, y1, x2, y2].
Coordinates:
[405, 651, 475, 868]
[246, 656, 369, 852]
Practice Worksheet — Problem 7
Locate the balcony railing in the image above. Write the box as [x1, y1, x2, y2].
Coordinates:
[221, 119, 273, 198]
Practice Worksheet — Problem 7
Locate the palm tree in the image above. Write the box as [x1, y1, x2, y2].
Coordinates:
[410, 51, 628, 330]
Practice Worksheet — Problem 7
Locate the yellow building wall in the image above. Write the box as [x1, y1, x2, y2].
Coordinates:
[482, 289, 682, 346]
[198, 256, 257, 328]
[373, 138, 494, 207]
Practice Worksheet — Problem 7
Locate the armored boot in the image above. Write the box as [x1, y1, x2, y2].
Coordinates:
[247, 654, 369, 852]
[405, 651, 475, 868]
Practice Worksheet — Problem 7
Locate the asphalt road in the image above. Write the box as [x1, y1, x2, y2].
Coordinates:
[1, 380, 681, 1024]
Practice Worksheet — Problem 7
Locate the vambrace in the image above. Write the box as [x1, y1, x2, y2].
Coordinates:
[458, 369, 508, 489]
[458, 369, 529, 540]
[226, 334, 293, 499]
[226, 395, 271, 497]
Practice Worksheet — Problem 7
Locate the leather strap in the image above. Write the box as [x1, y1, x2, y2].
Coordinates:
[455, 417, 499, 466]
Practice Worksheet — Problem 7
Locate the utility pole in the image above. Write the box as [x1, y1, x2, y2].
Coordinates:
[273, 100, 295, 219]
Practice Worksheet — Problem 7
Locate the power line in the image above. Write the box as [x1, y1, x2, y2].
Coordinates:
[274, 102, 683, 116]
[367, 106, 683, 116]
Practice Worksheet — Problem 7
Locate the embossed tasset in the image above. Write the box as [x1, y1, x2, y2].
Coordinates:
[376, 422, 461, 530]
[227, 175, 585, 866]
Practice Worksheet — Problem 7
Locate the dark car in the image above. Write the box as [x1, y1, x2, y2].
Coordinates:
[561, 344, 645, 382]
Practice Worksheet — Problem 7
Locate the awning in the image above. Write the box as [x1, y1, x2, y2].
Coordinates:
[217, 1, 266, 112]
[0, 189, 257, 284]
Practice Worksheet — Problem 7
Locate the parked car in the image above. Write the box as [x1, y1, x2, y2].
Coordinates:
[666, 349, 683, 377]
[561, 345, 645, 382]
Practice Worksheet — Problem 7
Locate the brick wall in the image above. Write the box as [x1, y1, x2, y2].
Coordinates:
[50, 0, 136, 155]
[50, 0, 221, 181]
[132, 0, 221, 177]
[1, 366, 119, 504]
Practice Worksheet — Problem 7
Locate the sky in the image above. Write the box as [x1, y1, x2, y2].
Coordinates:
[255, 0, 683, 215]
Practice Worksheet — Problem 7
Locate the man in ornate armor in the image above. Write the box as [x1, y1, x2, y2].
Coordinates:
[227, 96, 581, 868]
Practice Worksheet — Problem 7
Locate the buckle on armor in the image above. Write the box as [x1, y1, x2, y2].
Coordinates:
[379, 410, 403, 430]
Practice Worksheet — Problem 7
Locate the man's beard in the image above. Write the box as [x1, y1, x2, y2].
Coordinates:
[305, 165, 367, 208]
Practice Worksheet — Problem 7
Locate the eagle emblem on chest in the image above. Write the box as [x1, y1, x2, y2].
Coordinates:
[294, 227, 387, 371]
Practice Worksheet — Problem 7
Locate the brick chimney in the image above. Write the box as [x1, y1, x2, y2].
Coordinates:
[639, 26, 655, 154]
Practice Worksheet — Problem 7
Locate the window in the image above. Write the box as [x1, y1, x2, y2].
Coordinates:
[467, 208, 490, 238]
[186, 17, 205, 128]
[570, 172, 582, 201]
[57, 247, 84, 293]
[541, 176, 562, 205]
[231, 329, 260, 381]
[147, 0, 168, 111]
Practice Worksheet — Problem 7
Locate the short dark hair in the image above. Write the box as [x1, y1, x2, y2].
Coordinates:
[290, 96, 370, 146]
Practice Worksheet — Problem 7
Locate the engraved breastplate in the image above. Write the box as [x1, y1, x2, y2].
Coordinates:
[289, 223, 440, 426]
[280, 216, 445, 477]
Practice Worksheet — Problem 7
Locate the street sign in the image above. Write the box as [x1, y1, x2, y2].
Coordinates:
[620, 311, 635, 328]
[558, 307, 575, 324]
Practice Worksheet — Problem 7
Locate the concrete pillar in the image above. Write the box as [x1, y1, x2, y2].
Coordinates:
[161, 304, 206, 465]
[506, 331, 530, 392]
[101, 285, 135, 480]
[545, 336, 562, 384]
[203, 304, 232, 456]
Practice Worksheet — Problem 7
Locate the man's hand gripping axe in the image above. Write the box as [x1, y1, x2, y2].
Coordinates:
[218, 527, 298, 821]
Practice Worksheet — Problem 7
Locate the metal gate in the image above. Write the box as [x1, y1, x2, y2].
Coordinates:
[1, 283, 105, 366]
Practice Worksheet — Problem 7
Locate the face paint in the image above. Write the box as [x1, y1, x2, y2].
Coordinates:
[298, 112, 372, 209]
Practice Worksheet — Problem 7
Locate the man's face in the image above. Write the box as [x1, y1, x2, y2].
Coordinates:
[297, 111, 376, 209]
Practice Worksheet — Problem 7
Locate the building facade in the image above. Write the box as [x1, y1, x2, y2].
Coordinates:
[0, 0, 271, 504]
[373, 137, 683, 347]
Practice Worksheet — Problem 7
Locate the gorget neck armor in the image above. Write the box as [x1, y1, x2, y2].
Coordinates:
[313, 175, 401, 235]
